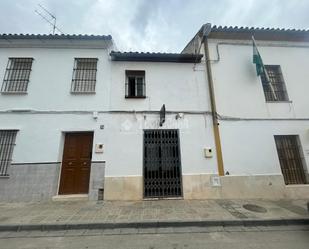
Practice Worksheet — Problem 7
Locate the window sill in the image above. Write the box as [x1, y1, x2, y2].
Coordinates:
[125, 96, 146, 99]
[266, 100, 292, 103]
[0, 175, 10, 179]
[1, 91, 28, 95]
[285, 184, 308, 187]
[70, 91, 96, 95]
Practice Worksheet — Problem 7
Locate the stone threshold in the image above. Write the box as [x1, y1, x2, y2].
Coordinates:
[143, 197, 184, 201]
[52, 194, 88, 202]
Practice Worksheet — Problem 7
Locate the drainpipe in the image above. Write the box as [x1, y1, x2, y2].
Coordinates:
[201, 24, 225, 176]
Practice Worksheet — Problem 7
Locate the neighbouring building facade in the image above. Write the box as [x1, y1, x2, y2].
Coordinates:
[0, 34, 113, 201]
[183, 24, 309, 199]
[0, 25, 309, 202]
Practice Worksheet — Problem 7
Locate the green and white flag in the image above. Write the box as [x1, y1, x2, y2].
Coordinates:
[252, 36, 277, 100]
[252, 37, 264, 76]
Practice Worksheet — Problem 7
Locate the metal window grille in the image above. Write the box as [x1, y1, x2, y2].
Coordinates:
[274, 135, 307, 185]
[0, 130, 17, 176]
[1, 58, 33, 93]
[125, 70, 146, 98]
[261, 65, 289, 101]
[71, 58, 98, 93]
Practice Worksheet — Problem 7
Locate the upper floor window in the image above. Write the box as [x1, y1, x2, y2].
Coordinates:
[125, 70, 145, 98]
[1, 58, 33, 93]
[71, 58, 98, 93]
[261, 65, 289, 102]
[0, 130, 18, 176]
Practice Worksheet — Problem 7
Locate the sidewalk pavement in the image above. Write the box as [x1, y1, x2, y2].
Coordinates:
[0, 199, 308, 231]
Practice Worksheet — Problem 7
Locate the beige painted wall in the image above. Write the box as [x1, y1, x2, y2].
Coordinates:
[104, 176, 143, 200]
[104, 174, 309, 200]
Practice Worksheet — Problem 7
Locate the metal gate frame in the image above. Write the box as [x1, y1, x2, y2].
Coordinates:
[143, 129, 183, 199]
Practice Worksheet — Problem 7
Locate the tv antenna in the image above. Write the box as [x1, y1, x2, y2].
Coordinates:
[35, 4, 64, 34]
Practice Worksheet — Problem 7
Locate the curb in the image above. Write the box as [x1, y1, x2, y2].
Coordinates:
[0, 218, 308, 232]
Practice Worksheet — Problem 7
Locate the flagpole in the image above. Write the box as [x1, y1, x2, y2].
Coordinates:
[252, 35, 257, 47]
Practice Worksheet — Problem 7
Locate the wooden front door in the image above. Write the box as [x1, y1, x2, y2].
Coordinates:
[59, 132, 93, 195]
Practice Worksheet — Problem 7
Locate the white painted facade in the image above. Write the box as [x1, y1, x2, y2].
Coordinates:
[0, 51, 216, 174]
[0, 37, 113, 201]
[0, 47, 111, 165]
[207, 39, 309, 176]
[1, 28, 309, 202]
[106, 61, 216, 177]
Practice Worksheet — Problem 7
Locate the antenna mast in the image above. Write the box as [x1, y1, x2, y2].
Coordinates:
[35, 4, 64, 34]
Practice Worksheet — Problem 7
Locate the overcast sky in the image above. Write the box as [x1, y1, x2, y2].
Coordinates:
[0, 0, 308, 52]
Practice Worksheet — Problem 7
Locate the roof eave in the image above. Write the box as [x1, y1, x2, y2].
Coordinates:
[182, 24, 309, 53]
[110, 52, 203, 63]
[0, 34, 114, 49]
[209, 29, 309, 42]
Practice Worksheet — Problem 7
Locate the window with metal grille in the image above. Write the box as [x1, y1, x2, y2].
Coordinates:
[1, 58, 33, 93]
[274, 135, 307, 185]
[71, 58, 98, 93]
[125, 70, 146, 98]
[261, 65, 289, 102]
[0, 130, 17, 176]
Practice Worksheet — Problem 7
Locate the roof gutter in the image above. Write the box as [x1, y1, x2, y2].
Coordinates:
[201, 23, 225, 176]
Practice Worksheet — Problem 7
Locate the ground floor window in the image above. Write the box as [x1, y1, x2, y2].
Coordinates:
[0, 130, 18, 176]
[274, 135, 307, 185]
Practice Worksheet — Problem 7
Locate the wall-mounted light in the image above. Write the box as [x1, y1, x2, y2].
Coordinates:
[176, 113, 184, 120]
[204, 147, 213, 158]
[95, 143, 104, 153]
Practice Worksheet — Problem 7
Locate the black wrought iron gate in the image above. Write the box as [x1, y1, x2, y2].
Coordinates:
[143, 129, 182, 198]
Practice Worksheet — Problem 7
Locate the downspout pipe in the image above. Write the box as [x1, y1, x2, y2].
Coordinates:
[201, 24, 225, 176]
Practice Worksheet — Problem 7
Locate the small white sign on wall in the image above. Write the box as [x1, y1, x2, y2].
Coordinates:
[211, 176, 221, 187]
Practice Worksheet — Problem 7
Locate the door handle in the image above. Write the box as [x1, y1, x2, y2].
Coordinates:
[68, 162, 72, 165]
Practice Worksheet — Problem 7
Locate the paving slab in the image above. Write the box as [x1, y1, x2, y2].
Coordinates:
[138, 227, 157, 234]
[83, 229, 104, 236]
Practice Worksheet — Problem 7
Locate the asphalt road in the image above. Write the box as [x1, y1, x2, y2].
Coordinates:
[0, 226, 309, 249]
